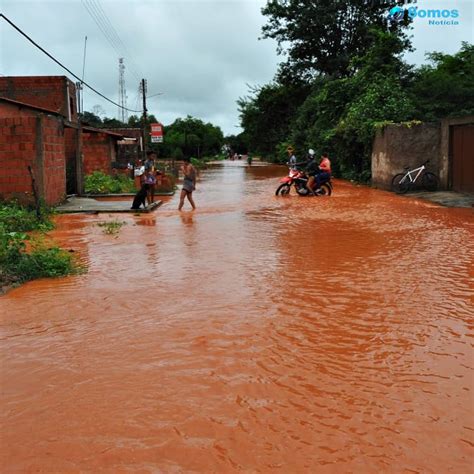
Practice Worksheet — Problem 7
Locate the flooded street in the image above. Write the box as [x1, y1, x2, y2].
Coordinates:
[1, 161, 473, 472]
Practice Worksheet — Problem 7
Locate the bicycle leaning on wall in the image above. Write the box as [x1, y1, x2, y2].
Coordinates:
[391, 160, 439, 194]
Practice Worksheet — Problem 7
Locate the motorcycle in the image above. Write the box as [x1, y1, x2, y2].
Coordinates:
[275, 166, 332, 196]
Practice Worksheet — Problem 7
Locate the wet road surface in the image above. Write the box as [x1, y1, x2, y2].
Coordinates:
[1, 161, 473, 472]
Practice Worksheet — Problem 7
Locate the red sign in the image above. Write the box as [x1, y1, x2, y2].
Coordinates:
[150, 123, 163, 143]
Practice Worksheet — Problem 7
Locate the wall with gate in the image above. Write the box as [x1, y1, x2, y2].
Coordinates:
[372, 116, 474, 192]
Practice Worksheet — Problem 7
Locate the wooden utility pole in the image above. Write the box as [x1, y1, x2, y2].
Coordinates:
[141, 78, 148, 160]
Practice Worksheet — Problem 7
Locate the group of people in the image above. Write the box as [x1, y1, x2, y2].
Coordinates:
[131, 151, 162, 209]
[131, 151, 197, 211]
[132, 146, 330, 212]
[287, 146, 332, 195]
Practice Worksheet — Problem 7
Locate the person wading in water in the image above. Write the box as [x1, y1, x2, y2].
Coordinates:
[178, 157, 197, 211]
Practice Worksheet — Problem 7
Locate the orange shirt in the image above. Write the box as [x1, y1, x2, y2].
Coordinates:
[319, 157, 331, 173]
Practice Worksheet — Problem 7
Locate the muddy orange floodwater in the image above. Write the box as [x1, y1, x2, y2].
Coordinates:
[1, 161, 473, 472]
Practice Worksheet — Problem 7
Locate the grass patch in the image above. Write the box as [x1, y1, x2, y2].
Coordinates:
[0, 201, 54, 232]
[0, 202, 79, 292]
[97, 219, 126, 236]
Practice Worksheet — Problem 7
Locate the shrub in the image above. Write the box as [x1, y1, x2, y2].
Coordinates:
[0, 201, 54, 233]
[84, 171, 136, 194]
[0, 202, 78, 290]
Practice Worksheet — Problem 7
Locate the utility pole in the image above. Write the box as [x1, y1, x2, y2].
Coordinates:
[141, 78, 147, 160]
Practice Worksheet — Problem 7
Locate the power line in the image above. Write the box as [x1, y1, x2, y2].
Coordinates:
[90, 0, 143, 80]
[0, 13, 142, 113]
[81, 0, 142, 82]
[81, 1, 122, 57]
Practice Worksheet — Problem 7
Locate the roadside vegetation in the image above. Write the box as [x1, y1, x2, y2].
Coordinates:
[234, 1, 474, 182]
[85, 170, 177, 194]
[85, 171, 136, 194]
[0, 202, 78, 292]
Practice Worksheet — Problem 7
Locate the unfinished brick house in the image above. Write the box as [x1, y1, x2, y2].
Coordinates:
[0, 75, 134, 205]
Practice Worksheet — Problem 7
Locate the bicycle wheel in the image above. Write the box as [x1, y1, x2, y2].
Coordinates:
[391, 173, 410, 194]
[421, 172, 439, 192]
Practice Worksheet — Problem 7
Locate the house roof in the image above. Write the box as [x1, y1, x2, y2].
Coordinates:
[104, 127, 142, 139]
[0, 96, 129, 139]
[0, 96, 61, 116]
[82, 125, 124, 138]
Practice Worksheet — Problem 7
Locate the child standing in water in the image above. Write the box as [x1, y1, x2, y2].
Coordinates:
[178, 157, 197, 211]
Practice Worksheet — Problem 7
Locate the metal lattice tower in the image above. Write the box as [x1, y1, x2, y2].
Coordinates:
[118, 58, 127, 122]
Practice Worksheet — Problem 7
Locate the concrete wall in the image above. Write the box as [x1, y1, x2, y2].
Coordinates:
[0, 76, 77, 122]
[0, 102, 66, 205]
[371, 123, 442, 190]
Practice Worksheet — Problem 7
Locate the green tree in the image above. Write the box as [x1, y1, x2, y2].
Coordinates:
[80, 111, 102, 127]
[163, 116, 224, 159]
[289, 31, 416, 179]
[410, 42, 474, 121]
[102, 117, 126, 128]
[261, 0, 411, 81]
[238, 82, 309, 157]
[225, 133, 249, 154]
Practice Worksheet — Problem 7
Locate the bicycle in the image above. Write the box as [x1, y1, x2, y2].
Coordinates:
[391, 160, 439, 194]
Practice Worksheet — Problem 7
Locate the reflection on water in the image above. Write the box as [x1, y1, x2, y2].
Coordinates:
[1, 161, 473, 472]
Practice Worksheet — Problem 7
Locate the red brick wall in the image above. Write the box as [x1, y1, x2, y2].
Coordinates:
[64, 127, 77, 167]
[0, 76, 77, 122]
[41, 117, 66, 205]
[0, 102, 66, 205]
[0, 115, 37, 205]
[83, 132, 114, 175]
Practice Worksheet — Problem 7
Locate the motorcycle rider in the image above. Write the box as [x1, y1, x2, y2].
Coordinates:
[306, 152, 332, 195]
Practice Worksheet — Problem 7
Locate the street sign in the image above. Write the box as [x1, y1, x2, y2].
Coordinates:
[150, 123, 163, 143]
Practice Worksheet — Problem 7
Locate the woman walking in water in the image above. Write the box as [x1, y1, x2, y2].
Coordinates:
[178, 157, 197, 211]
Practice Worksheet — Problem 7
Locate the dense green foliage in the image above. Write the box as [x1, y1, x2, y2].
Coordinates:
[84, 172, 136, 194]
[239, 1, 474, 182]
[0, 203, 77, 289]
[261, 0, 410, 81]
[409, 42, 474, 121]
[155, 116, 224, 160]
[238, 82, 310, 155]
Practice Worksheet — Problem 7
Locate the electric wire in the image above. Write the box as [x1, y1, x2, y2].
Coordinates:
[0, 13, 142, 113]
[90, 0, 144, 80]
[81, 0, 142, 83]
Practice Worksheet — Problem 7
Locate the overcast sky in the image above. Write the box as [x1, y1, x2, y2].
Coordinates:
[1, 0, 472, 135]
